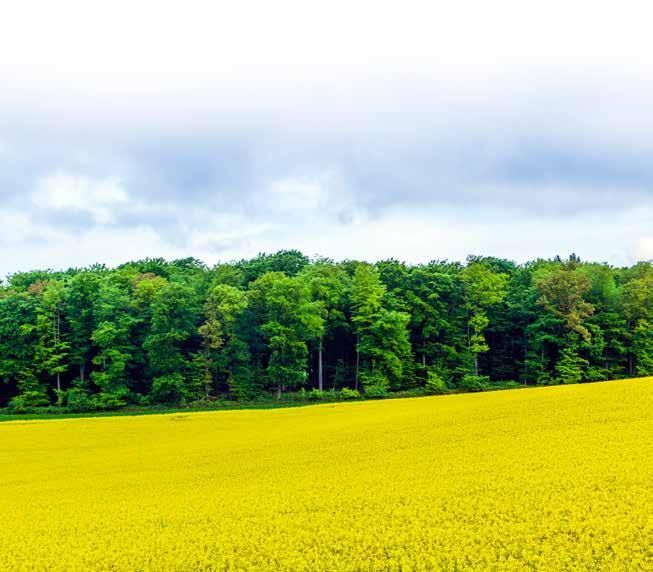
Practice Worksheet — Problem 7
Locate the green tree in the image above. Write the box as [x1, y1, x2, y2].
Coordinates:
[460, 262, 508, 376]
[21, 280, 70, 399]
[198, 284, 249, 397]
[144, 282, 199, 402]
[535, 261, 595, 383]
[90, 282, 137, 407]
[66, 272, 100, 388]
[0, 291, 41, 406]
[249, 273, 323, 398]
[301, 262, 349, 390]
[350, 264, 385, 389]
[621, 265, 653, 375]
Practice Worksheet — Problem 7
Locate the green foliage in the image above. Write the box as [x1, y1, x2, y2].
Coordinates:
[461, 262, 508, 376]
[151, 373, 186, 404]
[0, 253, 650, 413]
[64, 388, 95, 412]
[9, 390, 51, 412]
[249, 272, 323, 395]
[359, 370, 389, 392]
[363, 384, 388, 399]
[555, 345, 589, 384]
[459, 375, 489, 392]
[632, 320, 653, 376]
[425, 370, 447, 395]
[91, 390, 130, 410]
[308, 388, 325, 400]
[339, 387, 361, 400]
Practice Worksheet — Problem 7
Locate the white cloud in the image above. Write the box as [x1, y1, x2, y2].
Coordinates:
[636, 237, 653, 260]
[32, 172, 128, 224]
[0, 209, 54, 245]
[1, 1, 652, 275]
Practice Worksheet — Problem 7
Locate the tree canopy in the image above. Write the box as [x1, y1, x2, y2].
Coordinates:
[0, 252, 650, 411]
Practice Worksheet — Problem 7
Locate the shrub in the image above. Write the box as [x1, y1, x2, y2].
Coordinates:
[488, 380, 523, 391]
[308, 388, 325, 401]
[459, 375, 489, 392]
[555, 347, 588, 384]
[8, 391, 50, 413]
[364, 385, 388, 399]
[151, 374, 186, 404]
[360, 371, 389, 391]
[339, 387, 361, 400]
[392, 388, 425, 398]
[65, 388, 95, 412]
[91, 391, 129, 410]
[583, 366, 607, 383]
[324, 388, 339, 400]
[425, 371, 447, 395]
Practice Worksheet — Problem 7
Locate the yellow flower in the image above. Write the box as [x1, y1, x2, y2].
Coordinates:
[0, 378, 651, 570]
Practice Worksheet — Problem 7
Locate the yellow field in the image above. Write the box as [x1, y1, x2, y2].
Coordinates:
[1, 379, 651, 571]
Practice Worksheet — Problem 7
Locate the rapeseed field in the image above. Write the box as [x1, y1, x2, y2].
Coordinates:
[1, 379, 651, 570]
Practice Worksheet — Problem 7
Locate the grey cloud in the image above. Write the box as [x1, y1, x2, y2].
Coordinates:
[2, 80, 653, 254]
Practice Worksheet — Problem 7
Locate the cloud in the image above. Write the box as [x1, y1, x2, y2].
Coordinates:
[0, 1, 652, 277]
[637, 237, 653, 260]
[32, 172, 129, 224]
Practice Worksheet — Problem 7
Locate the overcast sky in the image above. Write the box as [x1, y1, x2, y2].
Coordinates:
[2, 1, 653, 278]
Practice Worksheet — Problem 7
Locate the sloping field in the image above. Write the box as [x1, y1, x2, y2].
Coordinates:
[1, 379, 651, 571]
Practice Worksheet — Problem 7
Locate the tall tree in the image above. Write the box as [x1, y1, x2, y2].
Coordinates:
[350, 264, 386, 389]
[66, 272, 100, 388]
[198, 284, 249, 397]
[144, 282, 199, 403]
[621, 263, 653, 375]
[535, 261, 595, 383]
[301, 262, 349, 390]
[460, 262, 508, 376]
[249, 272, 323, 398]
[22, 280, 70, 399]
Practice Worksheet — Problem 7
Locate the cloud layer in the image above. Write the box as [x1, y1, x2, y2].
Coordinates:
[1, 1, 653, 278]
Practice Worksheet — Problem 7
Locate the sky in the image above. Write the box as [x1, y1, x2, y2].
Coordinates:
[2, 1, 653, 279]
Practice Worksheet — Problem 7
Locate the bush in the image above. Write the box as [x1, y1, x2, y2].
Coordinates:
[360, 371, 389, 391]
[65, 388, 95, 412]
[339, 387, 361, 400]
[425, 371, 447, 395]
[8, 391, 50, 412]
[555, 347, 588, 384]
[459, 375, 489, 392]
[151, 374, 186, 404]
[91, 391, 129, 410]
[392, 388, 425, 398]
[364, 385, 388, 399]
[324, 388, 339, 400]
[308, 388, 325, 401]
[135, 393, 152, 407]
[488, 380, 523, 391]
[583, 366, 607, 383]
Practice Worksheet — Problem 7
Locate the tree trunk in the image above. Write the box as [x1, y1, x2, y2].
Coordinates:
[80, 363, 85, 386]
[56, 371, 61, 392]
[276, 384, 282, 400]
[318, 337, 323, 392]
[474, 355, 479, 377]
[204, 350, 211, 398]
[354, 334, 360, 391]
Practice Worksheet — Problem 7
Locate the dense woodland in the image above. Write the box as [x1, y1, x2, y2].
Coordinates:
[0, 251, 651, 412]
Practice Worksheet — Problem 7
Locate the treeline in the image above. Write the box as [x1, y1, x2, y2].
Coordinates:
[0, 251, 651, 412]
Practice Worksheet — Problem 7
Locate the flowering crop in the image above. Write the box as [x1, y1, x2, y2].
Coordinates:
[1, 379, 651, 570]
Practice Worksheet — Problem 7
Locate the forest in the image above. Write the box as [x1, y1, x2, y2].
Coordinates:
[0, 250, 651, 412]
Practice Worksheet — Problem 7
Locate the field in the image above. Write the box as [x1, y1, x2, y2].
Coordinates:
[1, 380, 651, 570]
